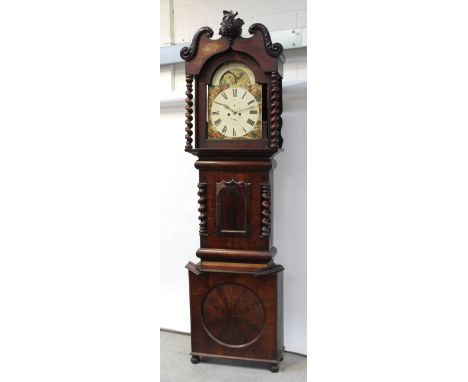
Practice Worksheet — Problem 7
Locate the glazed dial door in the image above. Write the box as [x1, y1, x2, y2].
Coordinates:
[207, 62, 263, 140]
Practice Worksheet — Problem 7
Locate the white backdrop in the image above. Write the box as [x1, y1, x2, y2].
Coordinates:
[160, 81, 307, 355]
[3, 2, 468, 381]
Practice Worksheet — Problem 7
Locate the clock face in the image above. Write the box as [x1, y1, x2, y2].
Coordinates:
[207, 62, 262, 140]
[210, 88, 259, 138]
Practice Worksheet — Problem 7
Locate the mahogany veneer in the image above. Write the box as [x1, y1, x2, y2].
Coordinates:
[188, 268, 284, 367]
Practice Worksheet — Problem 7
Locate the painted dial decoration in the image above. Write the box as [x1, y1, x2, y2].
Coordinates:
[208, 62, 262, 140]
[202, 283, 265, 347]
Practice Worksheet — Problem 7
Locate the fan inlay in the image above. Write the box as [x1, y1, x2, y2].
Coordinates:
[202, 283, 265, 347]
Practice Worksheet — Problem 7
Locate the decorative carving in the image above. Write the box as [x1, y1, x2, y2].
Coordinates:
[278, 76, 283, 148]
[184, 74, 194, 150]
[197, 183, 208, 235]
[202, 283, 265, 347]
[219, 10, 244, 45]
[216, 180, 251, 235]
[180, 27, 214, 61]
[248, 23, 283, 57]
[260, 184, 271, 238]
[269, 72, 280, 149]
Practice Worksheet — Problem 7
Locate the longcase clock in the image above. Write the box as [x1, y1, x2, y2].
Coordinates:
[181, 10, 285, 373]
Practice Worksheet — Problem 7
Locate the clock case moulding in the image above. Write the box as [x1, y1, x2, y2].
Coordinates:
[180, 11, 286, 373]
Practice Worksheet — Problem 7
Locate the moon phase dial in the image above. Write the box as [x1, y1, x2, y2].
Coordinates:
[202, 283, 265, 348]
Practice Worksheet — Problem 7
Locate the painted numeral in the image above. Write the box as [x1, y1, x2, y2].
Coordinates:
[247, 119, 255, 126]
[242, 92, 247, 99]
[250, 110, 258, 114]
[232, 128, 236, 137]
[222, 92, 228, 100]
[222, 125, 227, 134]
[247, 99, 255, 105]
[232, 88, 237, 97]
[212, 111, 220, 115]
[214, 119, 222, 126]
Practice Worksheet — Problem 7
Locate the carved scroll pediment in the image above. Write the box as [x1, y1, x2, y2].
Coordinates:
[180, 12, 283, 65]
[180, 26, 214, 61]
[248, 23, 283, 57]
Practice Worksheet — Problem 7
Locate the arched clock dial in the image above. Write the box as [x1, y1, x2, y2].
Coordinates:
[207, 61, 263, 140]
[210, 87, 260, 138]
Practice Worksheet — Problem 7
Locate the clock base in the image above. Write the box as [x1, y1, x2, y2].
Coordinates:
[187, 266, 284, 371]
[189, 351, 283, 372]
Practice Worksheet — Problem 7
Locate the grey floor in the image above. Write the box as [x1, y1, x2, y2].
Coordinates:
[160, 330, 307, 382]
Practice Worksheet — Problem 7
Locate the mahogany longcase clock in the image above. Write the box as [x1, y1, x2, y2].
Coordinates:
[181, 11, 285, 373]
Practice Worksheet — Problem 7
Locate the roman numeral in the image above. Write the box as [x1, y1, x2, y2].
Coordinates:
[242, 127, 247, 132]
[215, 102, 222, 105]
[250, 110, 258, 114]
[247, 119, 255, 126]
[212, 111, 220, 115]
[221, 92, 227, 100]
[242, 92, 247, 99]
[232, 89, 237, 97]
[247, 99, 254, 105]
[232, 128, 236, 137]
[222, 125, 227, 134]
[214, 119, 222, 126]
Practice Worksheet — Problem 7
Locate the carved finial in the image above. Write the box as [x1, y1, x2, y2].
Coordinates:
[219, 10, 244, 44]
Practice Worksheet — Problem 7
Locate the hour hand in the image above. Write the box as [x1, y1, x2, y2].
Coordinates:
[221, 103, 236, 113]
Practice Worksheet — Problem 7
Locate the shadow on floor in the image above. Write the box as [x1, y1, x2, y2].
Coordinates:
[160, 329, 306, 382]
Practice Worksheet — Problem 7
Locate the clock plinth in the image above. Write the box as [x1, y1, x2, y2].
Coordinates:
[186, 263, 284, 370]
[180, 11, 285, 372]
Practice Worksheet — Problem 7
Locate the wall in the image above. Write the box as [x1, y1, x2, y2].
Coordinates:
[160, 0, 307, 46]
[160, 1, 307, 355]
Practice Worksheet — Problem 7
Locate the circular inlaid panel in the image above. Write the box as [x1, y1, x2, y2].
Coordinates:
[202, 283, 265, 348]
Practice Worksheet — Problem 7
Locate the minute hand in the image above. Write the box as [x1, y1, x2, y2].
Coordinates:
[236, 105, 257, 112]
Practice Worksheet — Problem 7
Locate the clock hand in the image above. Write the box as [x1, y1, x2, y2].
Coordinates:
[236, 105, 257, 112]
[220, 103, 237, 114]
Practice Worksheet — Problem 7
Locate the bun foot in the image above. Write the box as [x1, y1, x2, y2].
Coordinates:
[190, 355, 200, 364]
[270, 363, 279, 373]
